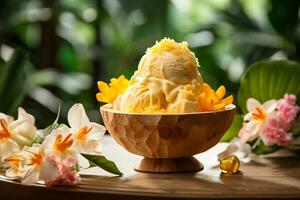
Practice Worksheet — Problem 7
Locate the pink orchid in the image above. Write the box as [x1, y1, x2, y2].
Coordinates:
[260, 94, 299, 146]
[238, 98, 277, 143]
[44, 155, 80, 187]
[277, 94, 299, 124]
[261, 117, 293, 146]
[238, 94, 299, 147]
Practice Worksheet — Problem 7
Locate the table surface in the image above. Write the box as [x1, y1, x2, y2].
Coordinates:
[1, 136, 300, 200]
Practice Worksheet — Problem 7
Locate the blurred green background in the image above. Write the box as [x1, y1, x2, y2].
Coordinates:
[0, 0, 300, 128]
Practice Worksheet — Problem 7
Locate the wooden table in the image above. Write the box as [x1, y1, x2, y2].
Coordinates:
[1, 136, 300, 200]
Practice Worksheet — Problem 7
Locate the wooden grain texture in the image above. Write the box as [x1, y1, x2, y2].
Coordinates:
[100, 105, 235, 172]
[100, 104, 235, 158]
[1, 136, 300, 200]
[134, 157, 204, 173]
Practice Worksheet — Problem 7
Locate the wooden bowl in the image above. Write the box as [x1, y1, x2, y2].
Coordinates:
[100, 104, 235, 173]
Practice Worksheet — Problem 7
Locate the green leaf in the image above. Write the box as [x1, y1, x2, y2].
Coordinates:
[268, 0, 300, 39]
[220, 114, 243, 142]
[82, 154, 123, 176]
[251, 139, 280, 155]
[33, 106, 61, 144]
[87, 160, 97, 168]
[292, 129, 300, 137]
[0, 49, 28, 114]
[238, 60, 300, 113]
[33, 123, 60, 144]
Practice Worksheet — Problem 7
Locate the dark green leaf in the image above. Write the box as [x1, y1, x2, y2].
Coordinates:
[0, 49, 27, 114]
[268, 0, 300, 39]
[251, 139, 279, 155]
[220, 114, 243, 142]
[82, 154, 123, 176]
[292, 129, 300, 137]
[87, 160, 97, 168]
[238, 60, 300, 113]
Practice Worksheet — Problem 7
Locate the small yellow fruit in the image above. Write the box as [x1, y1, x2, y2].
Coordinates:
[219, 155, 240, 174]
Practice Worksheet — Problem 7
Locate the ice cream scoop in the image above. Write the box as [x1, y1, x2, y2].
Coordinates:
[116, 38, 204, 113]
[97, 38, 236, 173]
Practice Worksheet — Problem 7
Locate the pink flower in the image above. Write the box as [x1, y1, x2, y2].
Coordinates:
[277, 94, 299, 124]
[238, 98, 277, 143]
[262, 117, 293, 146]
[239, 94, 299, 147]
[283, 94, 297, 104]
[44, 155, 80, 187]
[260, 94, 299, 146]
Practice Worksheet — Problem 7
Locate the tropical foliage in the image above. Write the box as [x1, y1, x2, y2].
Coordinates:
[1, 0, 300, 128]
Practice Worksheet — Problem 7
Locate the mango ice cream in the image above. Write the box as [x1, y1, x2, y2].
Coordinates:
[115, 38, 203, 113]
[97, 38, 233, 113]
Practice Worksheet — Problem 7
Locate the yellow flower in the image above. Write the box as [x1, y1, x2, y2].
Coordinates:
[96, 75, 129, 104]
[198, 83, 233, 111]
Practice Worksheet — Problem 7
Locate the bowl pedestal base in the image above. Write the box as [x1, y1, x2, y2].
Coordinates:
[134, 157, 203, 173]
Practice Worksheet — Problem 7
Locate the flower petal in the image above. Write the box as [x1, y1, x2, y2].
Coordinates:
[21, 166, 40, 185]
[42, 125, 71, 154]
[10, 108, 37, 147]
[218, 142, 239, 160]
[220, 95, 233, 105]
[42, 125, 77, 161]
[218, 137, 252, 161]
[216, 85, 226, 99]
[238, 121, 260, 143]
[0, 139, 20, 161]
[97, 81, 110, 93]
[244, 112, 252, 121]
[246, 98, 261, 112]
[5, 167, 23, 178]
[68, 103, 90, 130]
[76, 140, 102, 155]
[39, 156, 60, 182]
[203, 83, 218, 103]
[88, 122, 106, 140]
[96, 92, 114, 104]
[262, 99, 277, 113]
[0, 113, 14, 124]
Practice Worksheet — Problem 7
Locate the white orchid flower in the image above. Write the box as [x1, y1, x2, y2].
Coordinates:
[67, 103, 106, 155]
[0, 108, 37, 162]
[42, 125, 77, 161]
[5, 144, 60, 185]
[22, 144, 60, 185]
[4, 154, 25, 178]
[238, 98, 277, 143]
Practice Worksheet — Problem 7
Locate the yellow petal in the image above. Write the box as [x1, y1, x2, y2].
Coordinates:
[199, 95, 215, 111]
[216, 85, 226, 99]
[97, 81, 110, 93]
[213, 95, 233, 110]
[118, 75, 126, 80]
[220, 95, 233, 105]
[213, 102, 226, 110]
[96, 93, 113, 104]
[203, 83, 218, 103]
[197, 83, 233, 111]
[96, 75, 129, 104]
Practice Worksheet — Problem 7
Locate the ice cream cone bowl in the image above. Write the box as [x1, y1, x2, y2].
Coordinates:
[100, 104, 236, 173]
